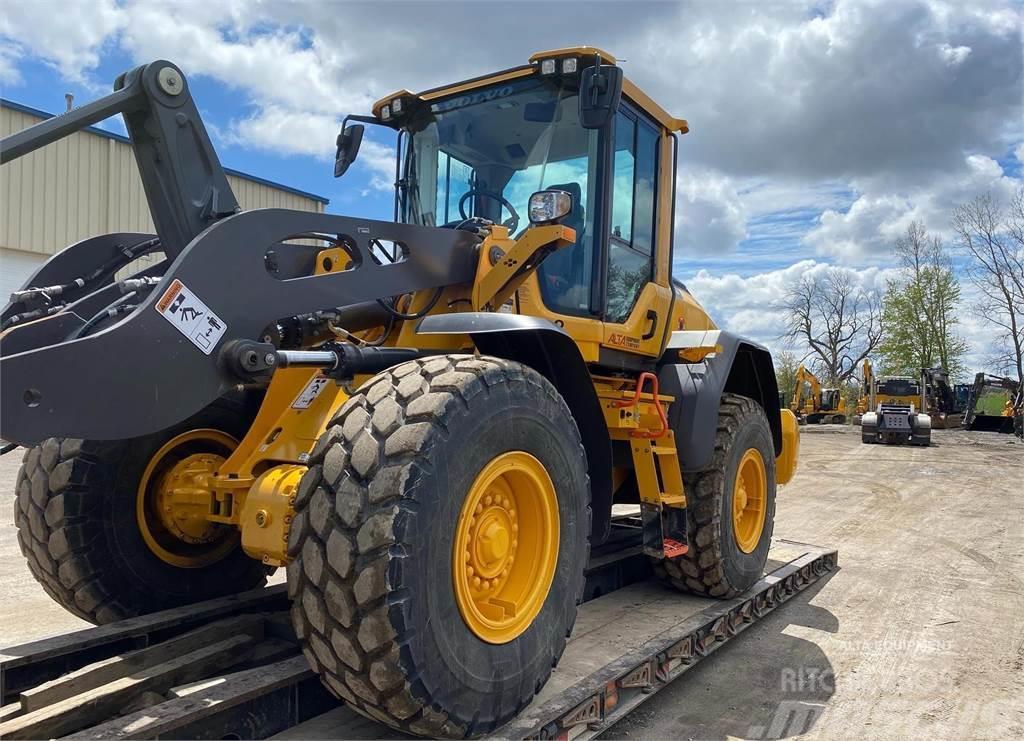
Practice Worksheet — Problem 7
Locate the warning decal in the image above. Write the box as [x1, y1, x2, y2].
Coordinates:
[292, 374, 330, 409]
[155, 279, 228, 355]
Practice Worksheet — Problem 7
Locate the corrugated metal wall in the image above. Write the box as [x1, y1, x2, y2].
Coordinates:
[0, 105, 326, 259]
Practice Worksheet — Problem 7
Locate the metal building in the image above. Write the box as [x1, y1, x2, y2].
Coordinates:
[0, 99, 329, 300]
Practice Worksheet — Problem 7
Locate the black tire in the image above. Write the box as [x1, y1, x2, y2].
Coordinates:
[862, 424, 878, 444]
[653, 394, 776, 598]
[13, 399, 269, 624]
[286, 355, 590, 738]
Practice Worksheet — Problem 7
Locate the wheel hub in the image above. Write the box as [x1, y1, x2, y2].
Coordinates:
[137, 429, 239, 568]
[732, 448, 767, 554]
[157, 453, 225, 545]
[453, 451, 559, 644]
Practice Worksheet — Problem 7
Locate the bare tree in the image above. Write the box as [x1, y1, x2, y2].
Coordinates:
[951, 187, 1024, 385]
[782, 268, 883, 385]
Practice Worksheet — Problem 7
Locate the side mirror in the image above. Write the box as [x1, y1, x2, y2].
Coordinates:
[334, 124, 364, 178]
[579, 63, 623, 129]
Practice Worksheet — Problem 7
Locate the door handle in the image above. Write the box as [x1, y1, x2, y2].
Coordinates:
[642, 310, 658, 340]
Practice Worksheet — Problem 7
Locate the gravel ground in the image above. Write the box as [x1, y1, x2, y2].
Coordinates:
[1, 426, 1021, 740]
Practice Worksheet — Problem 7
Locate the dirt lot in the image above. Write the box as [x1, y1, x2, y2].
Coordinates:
[1, 426, 1022, 739]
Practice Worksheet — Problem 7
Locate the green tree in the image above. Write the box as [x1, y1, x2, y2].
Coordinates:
[878, 222, 968, 379]
[774, 349, 800, 406]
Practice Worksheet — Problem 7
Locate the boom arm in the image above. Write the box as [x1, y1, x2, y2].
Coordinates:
[791, 364, 821, 413]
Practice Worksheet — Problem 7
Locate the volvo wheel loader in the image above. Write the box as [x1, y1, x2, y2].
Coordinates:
[0, 48, 799, 738]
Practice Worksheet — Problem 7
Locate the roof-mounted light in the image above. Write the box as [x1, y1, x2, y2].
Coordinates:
[380, 104, 391, 121]
[561, 57, 578, 74]
[540, 58, 556, 75]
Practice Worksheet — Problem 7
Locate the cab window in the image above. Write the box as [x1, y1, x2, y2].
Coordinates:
[606, 108, 658, 324]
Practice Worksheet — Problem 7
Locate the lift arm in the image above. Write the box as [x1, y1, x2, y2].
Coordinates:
[791, 364, 821, 413]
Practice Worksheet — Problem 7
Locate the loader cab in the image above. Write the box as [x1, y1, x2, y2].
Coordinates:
[372, 47, 694, 365]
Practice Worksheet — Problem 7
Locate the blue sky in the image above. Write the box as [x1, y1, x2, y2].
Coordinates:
[1, 0, 1022, 371]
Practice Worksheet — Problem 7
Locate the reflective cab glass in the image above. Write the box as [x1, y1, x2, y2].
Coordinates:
[401, 77, 600, 316]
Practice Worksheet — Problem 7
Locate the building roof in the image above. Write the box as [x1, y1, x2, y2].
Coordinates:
[1, 98, 330, 205]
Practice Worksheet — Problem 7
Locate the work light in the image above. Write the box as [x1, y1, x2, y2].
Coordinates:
[529, 190, 573, 224]
[540, 59, 556, 75]
[561, 58, 578, 74]
[380, 104, 391, 121]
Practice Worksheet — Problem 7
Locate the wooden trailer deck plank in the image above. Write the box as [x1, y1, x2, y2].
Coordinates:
[0, 635, 257, 740]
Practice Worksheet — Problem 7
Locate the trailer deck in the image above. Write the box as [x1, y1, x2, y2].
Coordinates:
[0, 540, 836, 740]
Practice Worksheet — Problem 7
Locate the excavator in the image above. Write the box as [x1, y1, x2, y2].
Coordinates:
[962, 372, 1022, 436]
[852, 358, 873, 426]
[791, 364, 847, 424]
[921, 366, 965, 429]
[0, 49, 800, 738]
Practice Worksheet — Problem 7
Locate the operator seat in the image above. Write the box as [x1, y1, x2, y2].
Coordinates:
[540, 182, 586, 307]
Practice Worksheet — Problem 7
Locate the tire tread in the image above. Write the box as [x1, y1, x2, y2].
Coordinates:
[287, 354, 590, 738]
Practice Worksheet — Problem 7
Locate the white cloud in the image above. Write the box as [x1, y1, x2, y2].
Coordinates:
[4, 0, 1019, 186]
[804, 154, 1020, 260]
[0, 0, 124, 82]
[0, 41, 21, 85]
[227, 106, 339, 159]
[675, 169, 747, 254]
[682, 260, 892, 352]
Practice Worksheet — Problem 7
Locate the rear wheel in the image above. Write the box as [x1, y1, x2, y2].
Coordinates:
[286, 356, 590, 738]
[653, 394, 776, 598]
[13, 399, 269, 624]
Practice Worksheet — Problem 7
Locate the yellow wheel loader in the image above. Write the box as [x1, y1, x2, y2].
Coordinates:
[0, 48, 799, 738]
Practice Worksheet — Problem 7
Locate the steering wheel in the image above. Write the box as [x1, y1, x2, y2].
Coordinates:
[458, 188, 519, 233]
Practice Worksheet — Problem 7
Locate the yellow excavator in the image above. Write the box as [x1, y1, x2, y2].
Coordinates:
[791, 364, 847, 424]
[852, 358, 873, 425]
[0, 48, 799, 738]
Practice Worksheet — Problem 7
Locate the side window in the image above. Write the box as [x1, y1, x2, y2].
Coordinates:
[607, 110, 658, 324]
[435, 151, 474, 225]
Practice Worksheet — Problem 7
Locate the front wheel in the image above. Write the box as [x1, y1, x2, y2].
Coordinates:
[654, 394, 776, 598]
[286, 356, 590, 738]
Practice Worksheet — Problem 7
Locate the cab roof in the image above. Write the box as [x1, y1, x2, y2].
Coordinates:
[372, 46, 688, 134]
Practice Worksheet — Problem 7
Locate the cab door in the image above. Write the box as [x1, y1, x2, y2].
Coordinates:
[599, 105, 674, 363]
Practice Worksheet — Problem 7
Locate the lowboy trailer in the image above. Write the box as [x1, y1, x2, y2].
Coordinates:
[0, 537, 837, 740]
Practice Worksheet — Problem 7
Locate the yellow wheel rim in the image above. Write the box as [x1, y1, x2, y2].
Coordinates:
[732, 448, 767, 554]
[453, 451, 559, 644]
[137, 429, 239, 568]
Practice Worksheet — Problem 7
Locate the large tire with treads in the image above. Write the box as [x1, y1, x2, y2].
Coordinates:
[287, 355, 591, 738]
[653, 393, 776, 598]
[13, 400, 268, 624]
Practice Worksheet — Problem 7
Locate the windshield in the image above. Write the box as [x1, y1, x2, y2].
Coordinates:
[878, 378, 920, 397]
[400, 76, 600, 314]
